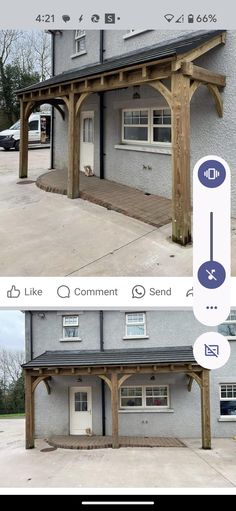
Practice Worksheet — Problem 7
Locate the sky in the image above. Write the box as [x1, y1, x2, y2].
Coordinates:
[0, 311, 25, 351]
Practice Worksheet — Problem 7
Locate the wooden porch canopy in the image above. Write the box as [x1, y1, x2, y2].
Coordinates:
[17, 30, 226, 245]
[22, 346, 211, 450]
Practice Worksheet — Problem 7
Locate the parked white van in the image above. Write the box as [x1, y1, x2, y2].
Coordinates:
[0, 112, 51, 151]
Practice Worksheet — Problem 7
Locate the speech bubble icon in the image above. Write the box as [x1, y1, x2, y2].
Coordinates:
[57, 285, 70, 298]
[132, 285, 146, 299]
[62, 15, 70, 23]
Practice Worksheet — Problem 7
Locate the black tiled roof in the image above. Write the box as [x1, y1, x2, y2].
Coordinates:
[17, 30, 225, 94]
[23, 346, 196, 368]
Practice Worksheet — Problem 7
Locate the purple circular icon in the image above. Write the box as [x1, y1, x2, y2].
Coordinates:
[198, 160, 226, 188]
[198, 260, 226, 289]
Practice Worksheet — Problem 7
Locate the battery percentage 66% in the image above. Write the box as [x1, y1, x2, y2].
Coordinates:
[196, 14, 217, 23]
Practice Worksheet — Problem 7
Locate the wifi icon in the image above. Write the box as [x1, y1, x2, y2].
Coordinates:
[164, 13, 174, 23]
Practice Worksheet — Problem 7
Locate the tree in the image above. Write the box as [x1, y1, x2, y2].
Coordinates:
[0, 30, 51, 124]
[0, 379, 5, 413]
[0, 349, 25, 414]
[8, 374, 25, 413]
[0, 63, 40, 123]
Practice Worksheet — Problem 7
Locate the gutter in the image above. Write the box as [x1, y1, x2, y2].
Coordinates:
[100, 310, 106, 436]
[29, 311, 33, 361]
[99, 30, 105, 179]
[50, 31, 55, 170]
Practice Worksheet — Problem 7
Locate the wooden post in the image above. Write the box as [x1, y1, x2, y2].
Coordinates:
[67, 92, 80, 199]
[111, 372, 119, 448]
[171, 72, 191, 245]
[19, 99, 29, 178]
[25, 371, 34, 449]
[201, 369, 211, 449]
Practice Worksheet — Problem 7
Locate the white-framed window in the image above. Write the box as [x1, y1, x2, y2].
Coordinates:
[125, 312, 146, 338]
[74, 30, 86, 56]
[218, 311, 236, 339]
[220, 384, 236, 416]
[123, 30, 151, 40]
[122, 108, 171, 146]
[62, 315, 80, 340]
[120, 385, 169, 409]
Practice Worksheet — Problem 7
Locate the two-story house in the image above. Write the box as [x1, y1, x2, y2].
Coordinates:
[22, 310, 236, 450]
[17, 29, 235, 246]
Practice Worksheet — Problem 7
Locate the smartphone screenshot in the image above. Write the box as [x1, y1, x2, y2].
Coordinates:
[0, 0, 235, 499]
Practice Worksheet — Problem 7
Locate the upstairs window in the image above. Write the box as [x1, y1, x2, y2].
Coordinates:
[62, 315, 79, 339]
[74, 30, 86, 55]
[123, 30, 151, 39]
[125, 312, 146, 337]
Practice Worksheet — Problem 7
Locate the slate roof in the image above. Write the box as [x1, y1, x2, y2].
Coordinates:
[23, 346, 196, 368]
[17, 30, 225, 94]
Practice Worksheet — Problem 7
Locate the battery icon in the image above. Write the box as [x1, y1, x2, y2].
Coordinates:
[188, 14, 194, 23]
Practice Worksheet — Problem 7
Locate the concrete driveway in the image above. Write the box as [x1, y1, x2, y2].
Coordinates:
[0, 148, 235, 276]
[0, 148, 192, 277]
[0, 419, 236, 488]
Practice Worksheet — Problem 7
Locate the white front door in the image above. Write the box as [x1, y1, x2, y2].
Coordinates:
[80, 111, 94, 172]
[70, 387, 92, 435]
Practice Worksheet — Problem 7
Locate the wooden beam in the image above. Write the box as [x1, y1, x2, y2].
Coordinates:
[186, 371, 202, 388]
[171, 72, 192, 245]
[149, 80, 172, 108]
[98, 374, 112, 391]
[19, 100, 29, 178]
[32, 375, 52, 394]
[67, 92, 80, 199]
[172, 33, 226, 71]
[182, 62, 226, 87]
[190, 80, 201, 101]
[207, 84, 223, 117]
[27, 364, 203, 378]
[187, 376, 193, 392]
[118, 374, 132, 389]
[201, 369, 211, 449]
[17, 61, 173, 102]
[111, 372, 119, 449]
[24, 372, 34, 449]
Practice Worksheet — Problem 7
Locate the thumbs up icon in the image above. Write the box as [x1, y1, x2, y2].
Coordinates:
[7, 285, 21, 298]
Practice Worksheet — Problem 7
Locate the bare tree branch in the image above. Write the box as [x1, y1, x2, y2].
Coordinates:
[0, 348, 25, 385]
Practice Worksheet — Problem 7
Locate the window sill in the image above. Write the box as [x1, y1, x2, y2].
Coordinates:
[119, 409, 174, 413]
[115, 144, 171, 155]
[123, 30, 151, 40]
[57, 312, 83, 316]
[60, 338, 82, 342]
[123, 336, 149, 340]
[71, 51, 87, 59]
[218, 416, 236, 421]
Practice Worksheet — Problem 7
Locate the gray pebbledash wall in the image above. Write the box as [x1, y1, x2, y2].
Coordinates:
[26, 310, 236, 439]
[53, 30, 236, 216]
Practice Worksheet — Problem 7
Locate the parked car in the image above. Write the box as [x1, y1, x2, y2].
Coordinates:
[0, 113, 51, 151]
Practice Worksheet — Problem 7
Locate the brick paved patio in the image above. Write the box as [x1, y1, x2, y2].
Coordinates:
[36, 169, 172, 228]
[47, 435, 185, 449]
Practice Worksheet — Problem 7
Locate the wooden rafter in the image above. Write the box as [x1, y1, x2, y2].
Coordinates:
[172, 33, 226, 71]
[26, 363, 203, 378]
